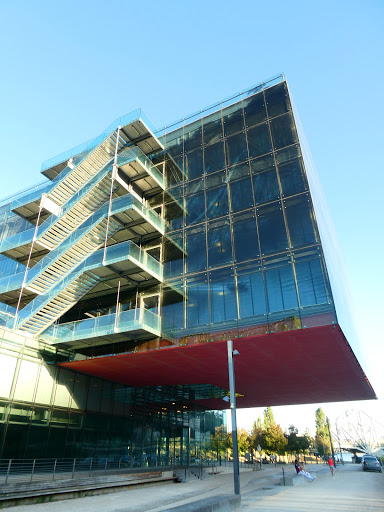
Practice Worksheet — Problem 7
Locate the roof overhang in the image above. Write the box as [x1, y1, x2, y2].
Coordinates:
[59, 324, 376, 410]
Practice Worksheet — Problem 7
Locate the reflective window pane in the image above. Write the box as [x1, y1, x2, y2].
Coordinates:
[164, 235, 183, 278]
[285, 195, 317, 248]
[250, 153, 275, 174]
[165, 129, 183, 157]
[257, 203, 288, 255]
[0, 354, 17, 399]
[207, 220, 232, 268]
[233, 217, 259, 262]
[204, 141, 225, 174]
[229, 177, 254, 212]
[253, 169, 280, 205]
[13, 360, 39, 402]
[225, 132, 248, 166]
[184, 125, 202, 153]
[265, 265, 297, 312]
[206, 185, 228, 219]
[247, 123, 272, 159]
[243, 93, 267, 128]
[270, 113, 298, 150]
[205, 169, 226, 189]
[185, 148, 203, 180]
[278, 158, 308, 196]
[295, 259, 328, 306]
[237, 272, 266, 317]
[222, 104, 245, 137]
[209, 271, 237, 323]
[265, 82, 291, 118]
[186, 227, 207, 272]
[186, 192, 205, 225]
[203, 112, 223, 145]
[186, 277, 209, 327]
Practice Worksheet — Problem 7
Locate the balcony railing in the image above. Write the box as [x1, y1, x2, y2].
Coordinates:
[42, 308, 161, 345]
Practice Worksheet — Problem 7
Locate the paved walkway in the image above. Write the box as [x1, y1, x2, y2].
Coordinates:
[10, 463, 384, 511]
[241, 463, 384, 511]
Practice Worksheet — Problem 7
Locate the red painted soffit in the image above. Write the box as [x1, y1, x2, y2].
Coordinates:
[59, 324, 376, 410]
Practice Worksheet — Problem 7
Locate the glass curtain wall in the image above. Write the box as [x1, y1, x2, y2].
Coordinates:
[162, 81, 336, 345]
[0, 328, 226, 460]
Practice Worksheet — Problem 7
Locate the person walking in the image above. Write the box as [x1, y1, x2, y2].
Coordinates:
[328, 455, 335, 476]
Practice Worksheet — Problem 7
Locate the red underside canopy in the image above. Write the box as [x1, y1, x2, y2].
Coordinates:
[60, 324, 376, 410]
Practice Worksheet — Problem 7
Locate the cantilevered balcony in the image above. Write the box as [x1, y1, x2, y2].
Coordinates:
[41, 308, 163, 349]
[15, 238, 163, 336]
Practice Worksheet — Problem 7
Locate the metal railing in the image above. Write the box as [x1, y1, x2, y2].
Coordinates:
[0, 458, 139, 486]
[0, 457, 222, 486]
[1, 456, 287, 487]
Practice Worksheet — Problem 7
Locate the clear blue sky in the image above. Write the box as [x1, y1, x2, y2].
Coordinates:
[0, 0, 383, 434]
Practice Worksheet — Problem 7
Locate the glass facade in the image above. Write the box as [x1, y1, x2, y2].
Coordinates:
[162, 79, 336, 345]
[0, 74, 339, 460]
[0, 328, 226, 460]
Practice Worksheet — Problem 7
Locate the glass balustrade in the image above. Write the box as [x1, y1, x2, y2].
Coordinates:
[1, 150, 167, 256]
[42, 308, 161, 344]
[40, 109, 159, 173]
[117, 146, 165, 188]
[0, 271, 24, 294]
[0, 195, 165, 293]
[16, 240, 163, 326]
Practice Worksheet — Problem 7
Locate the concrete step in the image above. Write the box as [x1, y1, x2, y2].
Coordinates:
[0, 471, 177, 507]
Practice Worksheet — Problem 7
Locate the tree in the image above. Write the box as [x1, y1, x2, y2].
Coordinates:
[286, 424, 313, 455]
[237, 428, 251, 456]
[226, 428, 251, 458]
[288, 424, 298, 436]
[249, 421, 264, 454]
[262, 423, 287, 454]
[286, 424, 299, 454]
[263, 407, 275, 430]
[210, 425, 226, 458]
[315, 407, 331, 456]
[315, 408, 327, 437]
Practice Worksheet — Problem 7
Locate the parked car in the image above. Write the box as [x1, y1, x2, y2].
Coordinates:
[362, 455, 382, 473]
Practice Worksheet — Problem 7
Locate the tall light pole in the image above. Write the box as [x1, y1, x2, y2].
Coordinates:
[227, 339, 240, 495]
[326, 416, 336, 464]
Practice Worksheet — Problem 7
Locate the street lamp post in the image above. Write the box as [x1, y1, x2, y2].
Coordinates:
[227, 339, 240, 495]
[326, 416, 336, 464]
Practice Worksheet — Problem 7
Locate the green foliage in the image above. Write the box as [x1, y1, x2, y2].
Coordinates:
[227, 431, 233, 451]
[314, 408, 331, 456]
[315, 434, 331, 456]
[263, 407, 275, 430]
[249, 421, 264, 452]
[237, 428, 251, 456]
[226, 407, 315, 459]
[262, 423, 287, 454]
[226, 428, 250, 457]
[210, 425, 226, 455]
[315, 408, 327, 437]
[286, 424, 312, 454]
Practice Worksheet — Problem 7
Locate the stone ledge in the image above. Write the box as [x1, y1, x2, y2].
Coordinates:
[280, 473, 317, 486]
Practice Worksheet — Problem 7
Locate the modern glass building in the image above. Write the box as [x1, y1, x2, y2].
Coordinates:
[0, 74, 375, 461]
